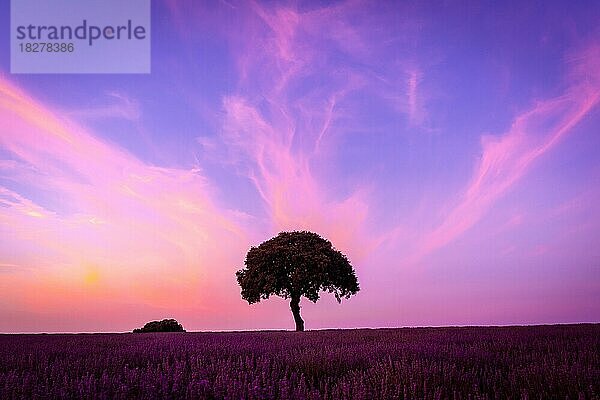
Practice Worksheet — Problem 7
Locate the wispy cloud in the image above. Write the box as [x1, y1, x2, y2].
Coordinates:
[64, 91, 142, 121]
[0, 263, 23, 273]
[208, 2, 391, 258]
[407, 69, 424, 126]
[0, 77, 249, 321]
[410, 45, 600, 262]
[220, 94, 372, 259]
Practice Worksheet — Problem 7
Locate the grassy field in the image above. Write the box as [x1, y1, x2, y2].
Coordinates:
[1, 324, 598, 399]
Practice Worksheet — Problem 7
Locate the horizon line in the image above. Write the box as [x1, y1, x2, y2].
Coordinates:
[2, 321, 598, 335]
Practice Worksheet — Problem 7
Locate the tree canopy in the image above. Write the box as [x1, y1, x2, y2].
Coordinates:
[236, 231, 359, 331]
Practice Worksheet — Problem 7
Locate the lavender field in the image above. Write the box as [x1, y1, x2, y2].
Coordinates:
[1, 325, 598, 399]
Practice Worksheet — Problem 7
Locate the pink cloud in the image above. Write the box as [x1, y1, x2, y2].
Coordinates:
[220, 95, 373, 261]
[251, 2, 300, 64]
[63, 91, 142, 121]
[204, 2, 392, 261]
[0, 78, 252, 331]
[407, 69, 424, 125]
[410, 46, 600, 262]
[204, 1, 453, 268]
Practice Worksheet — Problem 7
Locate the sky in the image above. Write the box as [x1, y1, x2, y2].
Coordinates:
[1, 0, 599, 333]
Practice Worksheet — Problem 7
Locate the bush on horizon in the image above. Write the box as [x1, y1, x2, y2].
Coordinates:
[133, 319, 185, 333]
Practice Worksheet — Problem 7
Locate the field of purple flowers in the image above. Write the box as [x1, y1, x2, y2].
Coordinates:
[1, 324, 598, 399]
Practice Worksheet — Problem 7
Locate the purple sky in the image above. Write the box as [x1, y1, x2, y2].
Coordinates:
[1, 0, 599, 332]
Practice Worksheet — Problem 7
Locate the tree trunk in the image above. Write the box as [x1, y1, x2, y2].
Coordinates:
[290, 295, 304, 331]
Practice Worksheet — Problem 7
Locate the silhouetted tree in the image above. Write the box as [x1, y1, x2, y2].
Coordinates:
[133, 319, 185, 333]
[236, 231, 359, 331]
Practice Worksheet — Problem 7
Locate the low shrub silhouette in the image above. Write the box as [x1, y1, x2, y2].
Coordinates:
[133, 319, 185, 333]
